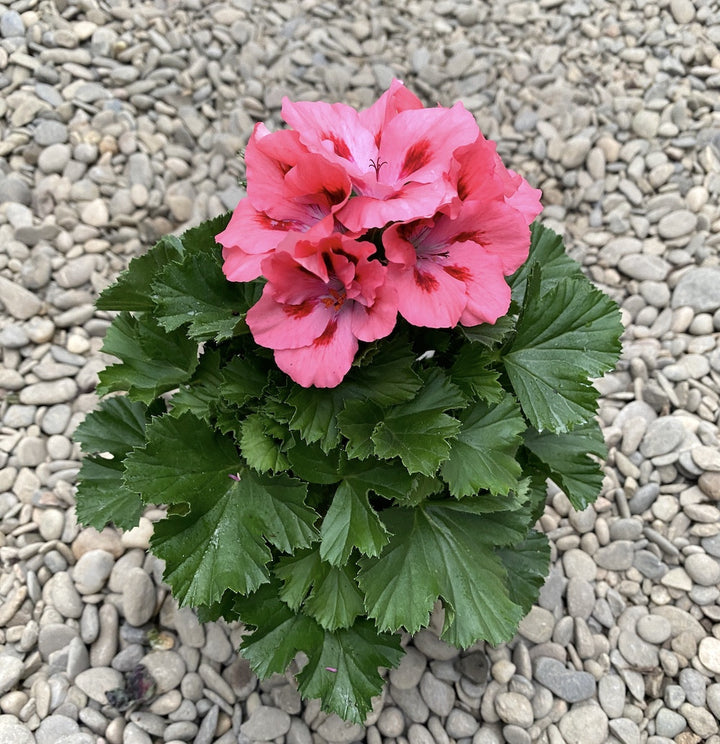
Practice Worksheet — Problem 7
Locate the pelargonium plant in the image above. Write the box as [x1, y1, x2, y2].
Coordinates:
[75, 80, 623, 723]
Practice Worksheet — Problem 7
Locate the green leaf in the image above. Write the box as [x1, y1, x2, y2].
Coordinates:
[286, 440, 342, 484]
[153, 254, 262, 342]
[523, 419, 607, 511]
[169, 349, 223, 422]
[286, 386, 347, 452]
[240, 414, 291, 474]
[460, 313, 516, 347]
[340, 456, 418, 503]
[75, 455, 144, 531]
[96, 234, 184, 311]
[74, 396, 149, 532]
[179, 211, 232, 254]
[75, 396, 147, 456]
[296, 619, 403, 724]
[450, 344, 504, 403]
[508, 222, 586, 306]
[344, 336, 422, 405]
[358, 501, 524, 647]
[503, 268, 623, 433]
[151, 469, 317, 606]
[320, 479, 389, 566]
[239, 587, 403, 723]
[497, 531, 551, 613]
[219, 356, 269, 407]
[97, 312, 198, 404]
[302, 563, 365, 631]
[239, 582, 323, 679]
[441, 395, 525, 498]
[337, 399, 383, 460]
[371, 370, 463, 475]
[275, 549, 322, 611]
[124, 413, 239, 506]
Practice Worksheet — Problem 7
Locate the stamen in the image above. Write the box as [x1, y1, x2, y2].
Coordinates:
[369, 158, 387, 181]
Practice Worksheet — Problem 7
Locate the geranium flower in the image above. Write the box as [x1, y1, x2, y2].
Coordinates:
[218, 124, 352, 281]
[383, 196, 535, 328]
[246, 235, 397, 387]
[280, 80, 479, 232]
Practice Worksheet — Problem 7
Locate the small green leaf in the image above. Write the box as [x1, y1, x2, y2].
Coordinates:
[96, 234, 184, 311]
[240, 413, 291, 474]
[275, 550, 322, 611]
[371, 370, 463, 475]
[287, 441, 342, 484]
[75, 456, 144, 531]
[497, 530, 551, 613]
[523, 420, 607, 510]
[75, 396, 147, 456]
[286, 386, 347, 452]
[503, 268, 623, 433]
[358, 501, 524, 646]
[151, 469, 317, 606]
[169, 349, 223, 422]
[508, 222, 586, 306]
[219, 356, 270, 407]
[239, 582, 323, 679]
[337, 399, 383, 460]
[450, 344, 504, 402]
[97, 312, 198, 403]
[320, 479, 389, 566]
[296, 619, 404, 724]
[460, 313, 516, 347]
[441, 395, 525, 498]
[124, 413, 239, 506]
[303, 564, 365, 631]
[344, 336, 422, 405]
[153, 254, 262, 342]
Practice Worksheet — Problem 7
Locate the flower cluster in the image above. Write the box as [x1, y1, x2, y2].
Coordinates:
[217, 80, 542, 387]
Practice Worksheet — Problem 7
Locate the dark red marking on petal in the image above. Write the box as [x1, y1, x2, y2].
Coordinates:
[284, 300, 316, 319]
[414, 267, 439, 293]
[399, 138, 433, 179]
[443, 264, 472, 282]
[454, 230, 488, 247]
[313, 319, 338, 347]
[456, 174, 470, 201]
[322, 133, 352, 160]
[255, 212, 297, 231]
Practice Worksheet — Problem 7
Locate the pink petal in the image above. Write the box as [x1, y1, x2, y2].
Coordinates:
[378, 103, 479, 186]
[281, 97, 376, 179]
[358, 79, 423, 147]
[246, 289, 331, 350]
[504, 173, 543, 225]
[458, 251, 512, 326]
[274, 312, 358, 388]
[350, 282, 397, 342]
[386, 260, 467, 328]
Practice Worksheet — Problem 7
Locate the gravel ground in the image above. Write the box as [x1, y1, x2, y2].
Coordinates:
[1, 0, 720, 743]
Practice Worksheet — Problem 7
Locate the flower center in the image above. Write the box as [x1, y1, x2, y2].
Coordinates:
[322, 287, 346, 311]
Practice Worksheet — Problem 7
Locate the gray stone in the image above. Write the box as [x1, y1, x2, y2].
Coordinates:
[679, 703, 718, 737]
[618, 630, 659, 669]
[123, 568, 156, 626]
[240, 705, 291, 740]
[35, 715, 79, 744]
[34, 120, 68, 146]
[594, 541, 634, 571]
[558, 704, 608, 744]
[636, 615, 671, 644]
[617, 254, 669, 281]
[672, 268, 720, 312]
[670, 0, 695, 23]
[0, 275, 43, 319]
[38, 144, 71, 173]
[684, 552, 720, 586]
[141, 650, 185, 692]
[0, 10, 24, 36]
[566, 577, 595, 619]
[598, 675, 625, 718]
[561, 136, 591, 168]
[0, 720, 35, 744]
[0, 655, 24, 695]
[390, 647, 426, 689]
[73, 549, 114, 594]
[655, 708, 686, 738]
[494, 692, 533, 727]
[698, 637, 720, 674]
[609, 718, 640, 744]
[639, 417, 686, 457]
[74, 667, 124, 704]
[419, 672, 455, 716]
[533, 657, 596, 702]
[48, 572, 83, 619]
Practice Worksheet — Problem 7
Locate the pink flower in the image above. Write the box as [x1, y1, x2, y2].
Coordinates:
[280, 80, 480, 232]
[246, 235, 397, 388]
[217, 124, 352, 281]
[384, 207, 516, 328]
[452, 134, 543, 234]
